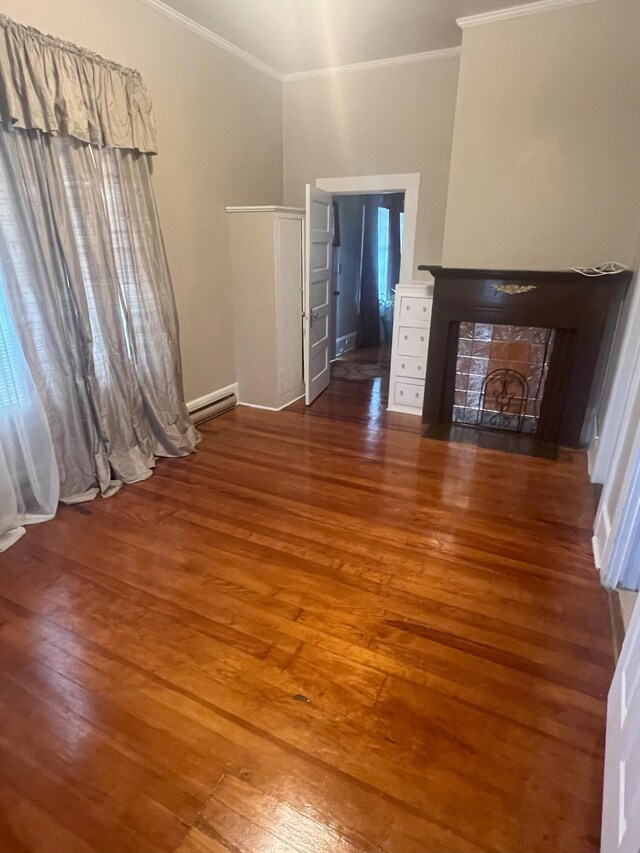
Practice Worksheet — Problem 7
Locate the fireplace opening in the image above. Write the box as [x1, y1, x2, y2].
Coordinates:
[453, 323, 555, 435]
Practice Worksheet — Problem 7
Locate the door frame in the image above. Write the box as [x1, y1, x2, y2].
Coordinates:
[591, 266, 640, 587]
[594, 398, 640, 587]
[590, 267, 640, 485]
[315, 173, 420, 288]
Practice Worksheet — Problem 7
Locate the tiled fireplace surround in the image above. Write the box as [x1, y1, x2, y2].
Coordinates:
[453, 322, 554, 434]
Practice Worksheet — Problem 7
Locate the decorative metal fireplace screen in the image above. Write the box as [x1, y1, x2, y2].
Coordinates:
[453, 323, 555, 434]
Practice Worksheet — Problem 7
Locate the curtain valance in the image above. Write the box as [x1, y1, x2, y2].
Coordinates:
[0, 15, 157, 154]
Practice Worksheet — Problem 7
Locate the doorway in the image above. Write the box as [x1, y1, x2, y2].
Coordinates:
[303, 174, 420, 407]
[329, 192, 403, 407]
[329, 192, 404, 398]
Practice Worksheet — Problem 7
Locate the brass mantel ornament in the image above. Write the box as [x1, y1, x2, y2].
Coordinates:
[492, 283, 537, 295]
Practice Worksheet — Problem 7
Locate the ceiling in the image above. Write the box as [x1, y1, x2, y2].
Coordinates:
[156, 0, 551, 75]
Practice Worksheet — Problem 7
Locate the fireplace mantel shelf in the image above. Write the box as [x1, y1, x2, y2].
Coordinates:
[419, 265, 627, 285]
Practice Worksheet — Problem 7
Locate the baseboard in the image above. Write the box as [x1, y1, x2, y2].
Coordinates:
[619, 589, 639, 631]
[187, 383, 238, 422]
[238, 393, 304, 412]
[587, 442, 596, 479]
[387, 403, 422, 416]
[592, 533, 602, 571]
[608, 590, 625, 660]
[592, 481, 603, 513]
[609, 589, 639, 659]
[587, 417, 599, 480]
[592, 501, 612, 572]
[336, 332, 357, 357]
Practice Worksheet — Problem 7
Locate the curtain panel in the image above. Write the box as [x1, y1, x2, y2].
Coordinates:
[356, 196, 383, 349]
[0, 14, 157, 154]
[356, 193, 404, 349]
[0, 125, 198, 507]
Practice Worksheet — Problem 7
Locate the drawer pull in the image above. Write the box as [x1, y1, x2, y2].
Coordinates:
[420, 336, 425, 342]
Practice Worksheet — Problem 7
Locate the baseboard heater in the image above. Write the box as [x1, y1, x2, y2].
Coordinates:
[189, 391, 237, 425]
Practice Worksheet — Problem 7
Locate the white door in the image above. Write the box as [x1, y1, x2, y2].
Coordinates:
[304, 184, 332, 405]
[603, 598, 640, 853]
[593, 338, 640, 589]
[592, 269, 640, 586]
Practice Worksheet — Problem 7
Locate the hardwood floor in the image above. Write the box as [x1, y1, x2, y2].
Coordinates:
[0, 356, 613, 852]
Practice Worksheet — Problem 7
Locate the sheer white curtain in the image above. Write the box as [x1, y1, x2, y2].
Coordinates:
[0, 277, 58, 551]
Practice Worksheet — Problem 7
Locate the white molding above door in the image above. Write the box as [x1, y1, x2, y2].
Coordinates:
[315, 173, 420, 287]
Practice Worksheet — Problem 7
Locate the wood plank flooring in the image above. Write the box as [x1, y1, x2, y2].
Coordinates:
[0, 352, 613, 852]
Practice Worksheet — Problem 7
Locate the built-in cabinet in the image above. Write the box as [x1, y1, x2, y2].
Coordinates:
[226, 206, 305, 410]
[388, 281, 433, 415]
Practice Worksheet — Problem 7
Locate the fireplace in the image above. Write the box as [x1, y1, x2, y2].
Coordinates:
[419, 267, 630, 457]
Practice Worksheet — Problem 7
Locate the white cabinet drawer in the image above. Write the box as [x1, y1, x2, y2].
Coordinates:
[399, 296, 431, 324]
[395, 355, 427, 380]
[394, 381, 424, 409]
[396, 325, 429, 356]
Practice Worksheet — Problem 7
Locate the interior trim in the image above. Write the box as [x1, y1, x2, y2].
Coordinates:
[282, 47, 461, 83]
[135, 0, 593, 81]
[238, 395, 304, 412]
[457, 0, 596, 30]
[608, 590, 625, 660]
[134, 0, 283, 80]
[134, 0, 460, 83]
[225, 206, 304, 214]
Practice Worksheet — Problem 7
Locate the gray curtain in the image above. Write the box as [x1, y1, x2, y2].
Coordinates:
[356, 195, 383, 349]
[0, 14, 156, 153]
[0, 123, 197, 503]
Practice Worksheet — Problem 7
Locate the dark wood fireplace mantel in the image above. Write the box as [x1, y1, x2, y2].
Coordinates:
[419, 265, 630, 454]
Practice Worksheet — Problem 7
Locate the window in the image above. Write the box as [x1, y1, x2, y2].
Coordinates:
[377, 206, 390, 301]
[0, 282, 28, 409]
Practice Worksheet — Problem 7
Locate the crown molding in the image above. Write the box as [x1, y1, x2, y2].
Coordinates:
[282, 46, 461, 83]
[134, 0, 283, 80]
[457, 0, 596, 29]
[135, 0, 461, 83]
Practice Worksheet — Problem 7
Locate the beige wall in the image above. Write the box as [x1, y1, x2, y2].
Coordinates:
[283, 58, 460, 279]
[442, 0, 640, 270]
[9, 0, 640, 397]
[3, 0, 283, 401]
